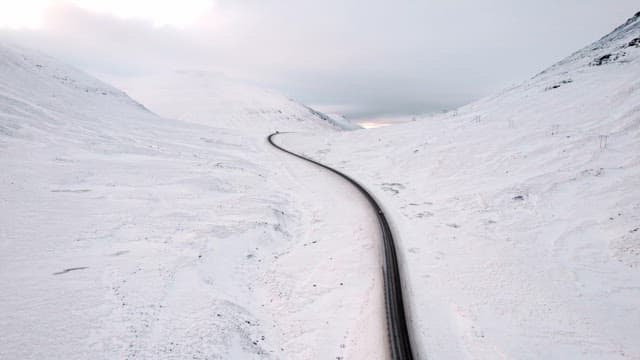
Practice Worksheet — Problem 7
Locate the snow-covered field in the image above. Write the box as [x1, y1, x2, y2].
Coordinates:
[0, 44, 384, 359]
[278, 13, 640, 359]
[2, 10, 640, 360]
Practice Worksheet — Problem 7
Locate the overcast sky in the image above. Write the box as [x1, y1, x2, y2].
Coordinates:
[0, 1, 638, 119]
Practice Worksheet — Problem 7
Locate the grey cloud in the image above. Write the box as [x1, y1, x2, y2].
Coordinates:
[1, 1, 638, 119]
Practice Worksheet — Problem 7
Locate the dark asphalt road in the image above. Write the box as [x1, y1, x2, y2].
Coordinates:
[268, 132, 414, 360]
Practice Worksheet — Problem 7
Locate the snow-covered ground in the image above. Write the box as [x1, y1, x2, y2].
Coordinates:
[278, 12, 640, 359]
[0, 43, 383, 359]
[3, 10, 640, 360]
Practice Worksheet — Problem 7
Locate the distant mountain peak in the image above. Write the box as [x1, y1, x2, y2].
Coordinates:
[597, 10, 640, 45]
[535, 11, 640, 78]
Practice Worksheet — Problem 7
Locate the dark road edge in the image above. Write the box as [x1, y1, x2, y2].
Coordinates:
[268, 132, 414, 360]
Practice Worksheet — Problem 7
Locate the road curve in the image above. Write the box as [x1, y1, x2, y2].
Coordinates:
[268, 132, 414, 360]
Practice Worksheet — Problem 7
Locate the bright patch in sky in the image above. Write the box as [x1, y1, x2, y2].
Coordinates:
[357, 122, 394, 129]
[0, 0, 50, 28]
[356, 115, 416, 129]
[0, 0, 213, 28]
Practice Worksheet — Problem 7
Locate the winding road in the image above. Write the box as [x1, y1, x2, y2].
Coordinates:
[268, 132, 414, 360]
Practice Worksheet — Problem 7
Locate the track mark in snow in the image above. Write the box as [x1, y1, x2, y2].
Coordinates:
[380, 182, 405, 195]
[50, 189, 91, 193]
[109, 250, 130, 257]
[53, 267, 88, 275]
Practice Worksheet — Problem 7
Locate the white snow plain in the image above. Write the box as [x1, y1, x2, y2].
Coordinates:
[278, 13, 640, 359]
[0, 44, 384, 359]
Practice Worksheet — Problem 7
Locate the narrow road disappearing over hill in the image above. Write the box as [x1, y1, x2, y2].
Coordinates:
[268, 132, 414, 360]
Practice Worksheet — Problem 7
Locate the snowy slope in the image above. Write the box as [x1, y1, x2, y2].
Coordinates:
[102, 70, 360, 132]
[0, 43, 382, 359]
[278, 12, 640, 359]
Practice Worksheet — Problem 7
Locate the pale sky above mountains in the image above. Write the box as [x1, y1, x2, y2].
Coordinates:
[1, 0, 637, 119]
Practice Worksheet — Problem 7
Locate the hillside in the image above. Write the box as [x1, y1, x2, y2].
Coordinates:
[0, 43, 379, 359]
[102, 70, 359, 132]
[278, 12, 640, 359]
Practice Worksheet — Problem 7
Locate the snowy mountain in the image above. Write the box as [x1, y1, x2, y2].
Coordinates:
[102, 70, 360, 132]
[0, 43, 378, 359]
[278, 12, 640, 359]
[3, 10, 639, 360]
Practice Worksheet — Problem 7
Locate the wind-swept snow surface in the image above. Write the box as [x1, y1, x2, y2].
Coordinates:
[0, 43, 382, 359]
[279, 12, 640, 359]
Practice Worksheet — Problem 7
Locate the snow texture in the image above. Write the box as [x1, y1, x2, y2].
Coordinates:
[0, 43, 383, 359]
[277, 12, 640, 360]
[2, 11, 640, 360]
